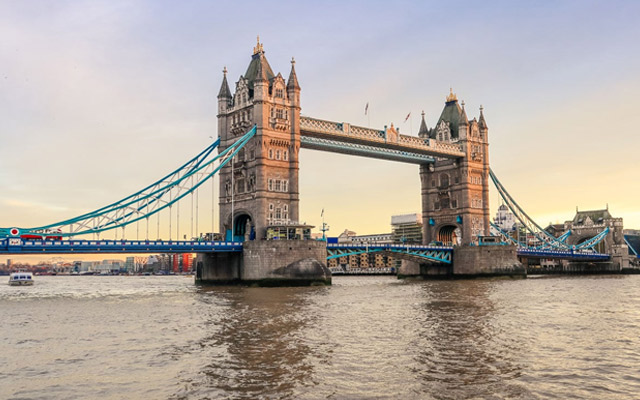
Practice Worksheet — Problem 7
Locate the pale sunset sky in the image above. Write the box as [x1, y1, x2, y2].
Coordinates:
[1, 1, 639, 262]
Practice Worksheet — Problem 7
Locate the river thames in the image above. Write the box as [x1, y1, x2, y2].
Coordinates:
[1, 275, 640, 399]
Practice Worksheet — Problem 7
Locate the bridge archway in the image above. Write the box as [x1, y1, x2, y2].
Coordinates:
[232, 212, 254, 241]
[437, 224, 461, 246]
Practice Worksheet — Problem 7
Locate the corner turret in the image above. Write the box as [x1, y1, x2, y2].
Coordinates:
[217, 67, 232, 113]
[418, 110, 429, 138]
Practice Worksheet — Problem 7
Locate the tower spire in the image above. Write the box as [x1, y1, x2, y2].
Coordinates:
[459, 100, 469, 126]
[217, 66, 232, 99]
[253, 35, 264, 55]
[418, 110, 429, 137]
[478, 104, 487, 129]
[287, 57, 300, 90]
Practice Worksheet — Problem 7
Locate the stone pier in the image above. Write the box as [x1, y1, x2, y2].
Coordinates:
[196, 240, 331, 286]
[398, 244, 525, 279]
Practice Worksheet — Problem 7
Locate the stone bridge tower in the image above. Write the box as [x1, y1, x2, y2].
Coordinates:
[217, 38, 301, 240]
[419, 90, 491, 246]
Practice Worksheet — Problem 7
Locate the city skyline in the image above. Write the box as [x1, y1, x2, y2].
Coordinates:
[2, 1, 640, 263]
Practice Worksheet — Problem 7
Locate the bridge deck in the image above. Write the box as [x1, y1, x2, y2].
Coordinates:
[0, 238, 611, 262]
[0, 239, 243, 254]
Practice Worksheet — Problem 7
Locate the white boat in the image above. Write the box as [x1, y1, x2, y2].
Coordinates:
[8, 272, 34, 286]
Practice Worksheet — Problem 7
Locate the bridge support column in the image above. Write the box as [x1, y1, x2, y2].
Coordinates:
[195, 252, 242, 284]
[242, 240, 330, 286]
[452, 245, 525, 277]
[197, 240, 331, 286]
[398, 260, 451, 278]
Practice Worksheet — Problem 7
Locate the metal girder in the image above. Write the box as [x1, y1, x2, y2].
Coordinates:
[300, 136, 435, 164]
[1, 125, 257, 239]
[573, 227, 609, 250]
[326, 244, 453, 264]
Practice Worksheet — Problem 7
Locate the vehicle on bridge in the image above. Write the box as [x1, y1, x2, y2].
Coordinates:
[20, 234, 62, 241]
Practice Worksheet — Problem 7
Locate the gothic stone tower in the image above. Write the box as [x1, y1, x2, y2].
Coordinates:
[419, 90, 490, 246]
[217, 38, 301, 240]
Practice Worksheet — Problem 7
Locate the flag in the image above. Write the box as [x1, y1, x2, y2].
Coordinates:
[321, 208, 324, 217]
[364, 102, 369, 115]
[404, 112, 411, 122]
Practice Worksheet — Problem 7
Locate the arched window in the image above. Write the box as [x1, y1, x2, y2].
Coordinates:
[268, 179, 273, 191]
[440, 174, 449, 188]
[283, 150, 288, 161]
[268, 149, 273, 159]
[276, 150, 281, 160]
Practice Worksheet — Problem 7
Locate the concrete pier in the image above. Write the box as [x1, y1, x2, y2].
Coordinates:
[196, 240, 331, 286]
[398, 245, 525, 279]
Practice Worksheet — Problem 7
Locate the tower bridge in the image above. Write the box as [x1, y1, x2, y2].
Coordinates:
[1, 38, 630, 284]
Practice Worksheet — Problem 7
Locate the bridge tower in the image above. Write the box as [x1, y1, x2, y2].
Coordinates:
[217, 38, 301, 241]
[419, 90, 490, 246]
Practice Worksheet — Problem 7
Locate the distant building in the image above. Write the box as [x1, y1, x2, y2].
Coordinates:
[493, 204, 516, 232]
[124, 257, 135, 273]
[391, 213, 422, 244]
[328, 229, 395, 270]
[171, 254, 193, 273]
[544, 224, 565, 238]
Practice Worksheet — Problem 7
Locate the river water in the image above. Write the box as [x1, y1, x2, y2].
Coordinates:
[1, 275, 640, 399]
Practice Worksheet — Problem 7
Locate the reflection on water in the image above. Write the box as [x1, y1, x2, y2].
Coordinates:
[183, 286, 329, 399]
[1, 275, 640, 399]
[415, 282, 529, 399]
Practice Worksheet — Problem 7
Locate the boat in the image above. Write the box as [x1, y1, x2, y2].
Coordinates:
[8, 272, 34, 286]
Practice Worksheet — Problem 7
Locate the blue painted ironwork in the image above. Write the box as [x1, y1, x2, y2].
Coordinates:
[327, 243, 453, 264]
[517, 248, 610, 261]
[489, 169, 609, 252]
[489, 222, 525, 246]
[0, 238, 243, 254]
[572, 227, 609, 250]
[1, 125, 257, 239]
[300, 136, 436, 164]
[624, 235, 640, 258]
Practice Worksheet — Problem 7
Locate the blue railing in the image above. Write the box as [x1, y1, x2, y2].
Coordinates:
[0, 238, 243, 254]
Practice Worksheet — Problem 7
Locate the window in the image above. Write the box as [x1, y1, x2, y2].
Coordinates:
[236, 179, 245, 193]
[275, 88, 283, 98]
[276, 108, 284, 119]
[268, 179, 273, 191]
[275, 180, 282, 192]
[282, 180, 288, 192]
[268, 149, 273, 159]
[276, 150, 281, 160]
[283, 150, 288, 161]
[275, 208, 282, 219]
[440, 174, 449, 188]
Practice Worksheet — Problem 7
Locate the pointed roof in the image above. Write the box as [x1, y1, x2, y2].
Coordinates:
[572, 209, 613, 225]
[459, 100, 469, 126]
[287, 57, 300, 90]
[243, 37, 275, 91]
[478, 105, 487, 129]
[418, 110, 429, 137]
[217, 66, 232, 99]
[431, 89, 465, 139]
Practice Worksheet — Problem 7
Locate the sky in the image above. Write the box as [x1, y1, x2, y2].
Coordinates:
[1, 0, 640, 262]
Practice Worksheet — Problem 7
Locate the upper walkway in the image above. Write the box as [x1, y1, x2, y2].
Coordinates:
[299, 116, 465, 163]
